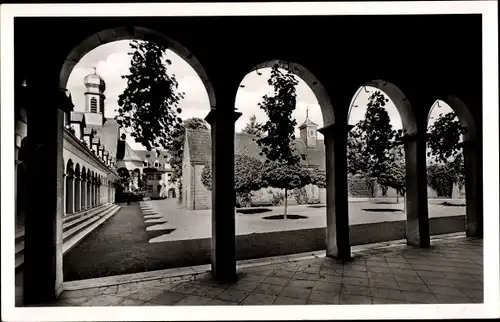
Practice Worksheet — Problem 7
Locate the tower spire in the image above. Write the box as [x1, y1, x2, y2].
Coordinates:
[306, 105, 309, 119]
[92, 66, 97, 74]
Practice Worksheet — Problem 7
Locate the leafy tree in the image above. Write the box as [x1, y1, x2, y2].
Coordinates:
[201, 154, 267, 206]
[426, 111, 466, 191]
[116, 40, 185, 151]
[167, 117, 208, 185]
[262, 160, 312, 213]
[256, 64, 303, 165]
[309, 167, 326, 189]
[255, 64, 311, 218]
[427, 162, 454, 197]
[242, 114, 264, 137]
[378, 145, 406, 203]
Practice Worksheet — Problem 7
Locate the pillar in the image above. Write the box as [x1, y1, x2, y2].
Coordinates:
[65, 174, 74, 214]
[87, 180, 91, 208]
[318, 124, 352, 260]
[403, 131, 430, 248]
[462, 139, 482, 237]
[205, 108, 241, 282]
[81, 179, 86, 210]
[23, 86, 70, 304]
[74, 176, 80, 212]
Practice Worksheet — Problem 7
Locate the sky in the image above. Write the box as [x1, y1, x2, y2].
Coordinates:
[67, 40, 454, 151]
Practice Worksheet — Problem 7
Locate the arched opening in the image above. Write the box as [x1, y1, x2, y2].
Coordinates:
[426, 96, 478, 236]
[74, 164, 81, 212]
[65, 160, 75, 215]
[346, 80, 419, 246]
[168, 188, 177, 199]
[60, 26, 217, 283]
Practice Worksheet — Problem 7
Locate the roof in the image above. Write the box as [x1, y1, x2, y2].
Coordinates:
[115, 140, 143, 162]
[87, 118, 120, 157]
[299, 116, 318, 129]
[134, 149, 171, 171]
[70, 111, 85, 124]
[185, 129, 325, 168]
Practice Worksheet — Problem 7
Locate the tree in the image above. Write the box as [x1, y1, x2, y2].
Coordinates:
[262, 161, 312, 212]
[378, 145, 406, 203]
[309, 167, 326, 189]
[167, 117, 208, 185]
[116, 40, 185, 151]
[242, 114, 264, 137]
[426, 111, 466, 191]
[201, 154, 267, 207]
[255, 64, 310, 218]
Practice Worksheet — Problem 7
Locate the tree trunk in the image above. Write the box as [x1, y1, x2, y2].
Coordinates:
[396, 191, 399, 204]
[403, 193, 406, 214]
[284, 188, 288, 219]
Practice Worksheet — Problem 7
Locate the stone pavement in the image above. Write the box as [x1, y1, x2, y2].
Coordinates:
[39, 234, 482, 306]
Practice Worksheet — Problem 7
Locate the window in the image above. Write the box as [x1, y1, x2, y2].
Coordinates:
[147, 185, 153, 193]
[143, 160, 149, 167]
[167, 173, 172, 177]
[157, 185, 161, 193]
[156, 174, 162, 180]
[90, 97, 98, 113]
[146, 174, 154, 180]
[154, 161, 159, 168]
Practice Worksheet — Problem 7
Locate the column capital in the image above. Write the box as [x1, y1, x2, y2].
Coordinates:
[318, 123, 354, 136]
[204, 108, 242, 125]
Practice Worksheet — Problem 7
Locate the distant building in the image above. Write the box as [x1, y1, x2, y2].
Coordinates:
[182, 113, 327, 210]
[134, 150, 179, 199]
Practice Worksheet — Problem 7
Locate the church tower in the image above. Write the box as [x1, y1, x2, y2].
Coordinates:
[83, 67, 106, 126]
[299, 107, 318, 148]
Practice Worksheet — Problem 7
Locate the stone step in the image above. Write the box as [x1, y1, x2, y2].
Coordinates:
[63, 204, 109, 224]
[62, 204, 118, 242]
[15, 203, 121, 270]
[63, 204, 114, 231]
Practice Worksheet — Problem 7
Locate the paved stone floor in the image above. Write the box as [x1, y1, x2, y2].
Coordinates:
[41, 235, 482, 306]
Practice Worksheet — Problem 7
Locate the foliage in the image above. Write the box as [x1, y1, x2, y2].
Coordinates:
[427, 163, 454, 197]
[242, 114, 264, 138]
[426, 111, 466, 189]
[268, 190, 285, 206]
[347, 91, 403, 178]
[167, 117, 208, 183]
[377, 145, 407, 199]
[116, 40, 185, 151]
[427, 112, 466, 164]
[309, 168, 326, 189]
[201, 154, 267, 204]
[256, 64, 304, 165]
[293, 187, 309, 204]
[347, 175, 376, 198]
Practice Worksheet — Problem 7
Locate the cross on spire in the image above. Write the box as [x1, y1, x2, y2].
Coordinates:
[92, 66, 97, 74]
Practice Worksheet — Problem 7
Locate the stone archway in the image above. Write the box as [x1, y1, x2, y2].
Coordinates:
[247, 60, 335, 127]
[81, 167, 87, 210]
[74, 164, 81, 212]
[428, 96, 481, 237]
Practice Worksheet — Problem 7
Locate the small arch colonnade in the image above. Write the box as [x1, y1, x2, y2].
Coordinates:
[16, 16, 483, 305]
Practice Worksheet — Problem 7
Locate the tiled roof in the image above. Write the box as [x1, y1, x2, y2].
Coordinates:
[135, 149, 171, 171]
[185, 129, 325, 168]
[70, 111, 85, 124]
[88, 118, 120, 157]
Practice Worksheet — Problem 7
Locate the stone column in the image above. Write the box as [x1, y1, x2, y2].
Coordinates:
[87, 180, 91, 208]
[81, 179, 86, 210]
[403, 132, 430, 248]
[23, 87, 71, 304]
[65, 174, 74, 215]
[74, 176, 80, 212]
[462, 139, 482, 237]
[318, 124, 352, 260]
[205, 108, 241, 282]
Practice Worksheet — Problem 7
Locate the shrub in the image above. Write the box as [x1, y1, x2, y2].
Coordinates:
[268, 190, 285, 206]
[293, 187, 309, 204]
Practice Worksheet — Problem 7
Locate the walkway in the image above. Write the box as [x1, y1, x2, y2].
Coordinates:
[51, 234, 482, 306]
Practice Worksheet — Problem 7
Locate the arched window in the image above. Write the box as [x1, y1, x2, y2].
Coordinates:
[143, 160, 149, 167]
[90, 97, 98, 113]
[154, 161, 159, 168]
